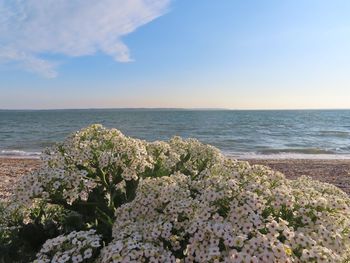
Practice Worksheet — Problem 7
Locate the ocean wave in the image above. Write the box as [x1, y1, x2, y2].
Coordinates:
[318, 130, 350, 138]
[0, 150, 41, 158]
[257, 148, 335, 155]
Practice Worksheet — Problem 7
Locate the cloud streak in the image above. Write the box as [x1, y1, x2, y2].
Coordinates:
[0, 0, 170, 77]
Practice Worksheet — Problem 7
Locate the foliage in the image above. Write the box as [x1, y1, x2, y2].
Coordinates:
[1, 124, 349, 262]
[0, 201, 69, 262]
[14, 125, 223, 242]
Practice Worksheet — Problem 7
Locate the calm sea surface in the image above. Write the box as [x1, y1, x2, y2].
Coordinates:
[1, 109, 350, 159]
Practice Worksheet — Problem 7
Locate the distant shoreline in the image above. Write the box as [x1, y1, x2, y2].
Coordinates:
[1, 108, 350, 111]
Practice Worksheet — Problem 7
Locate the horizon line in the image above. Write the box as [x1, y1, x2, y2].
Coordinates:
[1, 107, 350, 111]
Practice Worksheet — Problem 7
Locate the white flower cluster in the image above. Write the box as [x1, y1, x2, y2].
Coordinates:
[34, 230, 101, 263]
[100, 160, 350, 262]
[11, 125, 350, 262]
[15, 125, 224, 207]
[147, 136, 225, 177]
[15, 124, 152, 205]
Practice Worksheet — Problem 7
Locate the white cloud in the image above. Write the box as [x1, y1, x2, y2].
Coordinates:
[0, 0, 170, 77]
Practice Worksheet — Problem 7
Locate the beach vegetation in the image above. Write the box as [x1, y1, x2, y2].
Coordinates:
[1, 124, 349, 262]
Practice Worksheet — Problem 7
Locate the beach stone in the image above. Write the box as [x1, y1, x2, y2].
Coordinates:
[0, 158, 41, 200]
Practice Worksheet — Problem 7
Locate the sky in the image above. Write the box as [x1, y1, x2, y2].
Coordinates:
[1, 0, 350, 109]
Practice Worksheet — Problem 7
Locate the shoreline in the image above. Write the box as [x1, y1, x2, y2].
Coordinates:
[0, 156, 41, 160]
[0, 157, 349, 200]
[3, 151, 350, 160]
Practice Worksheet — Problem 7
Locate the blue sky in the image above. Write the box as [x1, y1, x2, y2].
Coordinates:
[1, 0, 350, 109]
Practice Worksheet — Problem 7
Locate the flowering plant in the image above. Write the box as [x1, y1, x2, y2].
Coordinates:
[4, 125, 350, 262]
[0, 200, 70, 262]
[34, 230, 101, 263]
[14, 125, 224, 241]
[15, 124, 153, 240]
[100, 162, 350, 262]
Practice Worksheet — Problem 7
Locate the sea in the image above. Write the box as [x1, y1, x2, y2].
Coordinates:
[1, 109, 350, 159]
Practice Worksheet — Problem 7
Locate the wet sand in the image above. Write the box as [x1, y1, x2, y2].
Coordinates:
[0, 158, 350, 200]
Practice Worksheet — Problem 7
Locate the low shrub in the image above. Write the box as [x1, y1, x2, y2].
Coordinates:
[1, 124, 348, 262]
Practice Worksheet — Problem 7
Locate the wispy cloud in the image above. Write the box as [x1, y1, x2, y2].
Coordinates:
[0, 0, 170, 77]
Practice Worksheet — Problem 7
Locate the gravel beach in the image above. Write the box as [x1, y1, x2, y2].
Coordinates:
[0, 158, 41, 200]
[1, 158, 350, 200]
[244, 159, 350, 194]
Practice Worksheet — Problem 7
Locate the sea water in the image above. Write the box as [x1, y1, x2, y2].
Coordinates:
[1, 109, 350, 159]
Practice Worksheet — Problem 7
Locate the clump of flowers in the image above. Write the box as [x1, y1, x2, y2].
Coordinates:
[15, 124, 152, 206]
[34, 230, 101, 263]
[14, 125, 154, 240]
[6, 125, 350, 262]
[100, 161, 350, 262]
[147, 136, 225, 178]
[14, 125, 225, 242]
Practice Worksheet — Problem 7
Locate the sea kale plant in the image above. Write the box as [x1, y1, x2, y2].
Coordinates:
[3, 124, 350, 262]
[13, 125, 223, 242]
[14, 125, 153, 241]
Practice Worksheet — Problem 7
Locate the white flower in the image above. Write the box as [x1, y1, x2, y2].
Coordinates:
[71, 254, 83, 263]
[53, 181, 61, 189]
[34, 230, 101, 262]
[83, 248, 93, 259]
